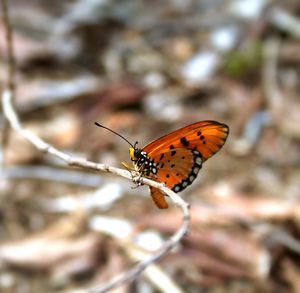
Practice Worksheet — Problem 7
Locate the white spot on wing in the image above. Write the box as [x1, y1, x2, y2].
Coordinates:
[174, 186, 180, 192]
[182, 181, 188, 188]
[196, 157, 202, 165]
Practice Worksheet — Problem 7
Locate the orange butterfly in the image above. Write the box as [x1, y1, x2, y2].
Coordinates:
[95, 121, 229, 209]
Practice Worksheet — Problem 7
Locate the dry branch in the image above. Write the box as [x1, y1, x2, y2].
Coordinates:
[0, 0, 191, 291]
[2, 88, 190, 292]
[0, 0, 16, 163]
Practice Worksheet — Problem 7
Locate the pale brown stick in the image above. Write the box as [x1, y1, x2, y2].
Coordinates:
[2, 89, 190, 208]
[87, 207, 189, 293]
[0, 0, 16, 164]
[0, 0, 15, 93]
[1, 1, 190, 289]
[2, 88, 190, 292]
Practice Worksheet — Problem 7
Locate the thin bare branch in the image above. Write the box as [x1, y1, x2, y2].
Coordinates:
[0, 0, 15, 93]
[2, 88, 190, 292]
[84, 208, 189, 293]
[2, 89, 189, 207]
[1, 1, 190, 289]
[0, 0, 16, 165]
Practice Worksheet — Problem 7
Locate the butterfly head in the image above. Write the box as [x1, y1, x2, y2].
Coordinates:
[129, 143, 148, 164]
[94, 122, 160, 177]
[129, 142, 140, 161]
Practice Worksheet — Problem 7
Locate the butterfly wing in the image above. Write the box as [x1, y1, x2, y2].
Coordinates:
[148, 148, 199, 209]
[143, 121, 229, 209]
[149, 187, 169, 209]
[143, 120, 229, 162]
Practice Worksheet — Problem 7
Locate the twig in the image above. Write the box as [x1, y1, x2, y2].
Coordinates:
[1, 1, 190, 289]
[126, 245, 184, 293]
[2, 88, 190, 207]
[0, 0, 15, 92]
[80, 214, 189, 293]
[0, 0, 16, 165]
[87, 206, 189, 293]
[115, 242, 185, 293]
[2, 88, 190, 292]
[2, 90, 127, 176]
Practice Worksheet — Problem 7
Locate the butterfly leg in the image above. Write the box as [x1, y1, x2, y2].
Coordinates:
[121, 162, 134, 174]
[121, 162, 145, 188]
[122, 162, 139, 182]
[133, 163, 145, 186]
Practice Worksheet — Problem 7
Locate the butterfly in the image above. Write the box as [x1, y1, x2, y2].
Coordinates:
[95, 121, 229, 209]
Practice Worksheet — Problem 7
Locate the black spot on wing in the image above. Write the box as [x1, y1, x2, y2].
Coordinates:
[180, 137, 189, 147]
[168, 145, 176, 156]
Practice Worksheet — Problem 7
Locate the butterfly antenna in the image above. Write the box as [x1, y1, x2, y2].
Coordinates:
[94, 122, 135, 148]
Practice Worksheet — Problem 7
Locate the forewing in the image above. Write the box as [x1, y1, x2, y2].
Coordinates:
[143, 120, 229, 162]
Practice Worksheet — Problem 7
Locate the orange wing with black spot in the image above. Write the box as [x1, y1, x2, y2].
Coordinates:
[143, 121, 229, 209]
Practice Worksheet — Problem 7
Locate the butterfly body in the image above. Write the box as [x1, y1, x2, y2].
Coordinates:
[129, 120, 229, 209]
[129, 147, 158, 176]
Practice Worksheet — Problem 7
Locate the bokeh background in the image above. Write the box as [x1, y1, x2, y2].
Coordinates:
[1, 0, 300, 292]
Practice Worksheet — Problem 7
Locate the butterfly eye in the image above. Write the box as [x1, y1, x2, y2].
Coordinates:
[134, 149, 142, 159]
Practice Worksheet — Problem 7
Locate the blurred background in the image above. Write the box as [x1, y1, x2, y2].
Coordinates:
[1, 0, 300, 292]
